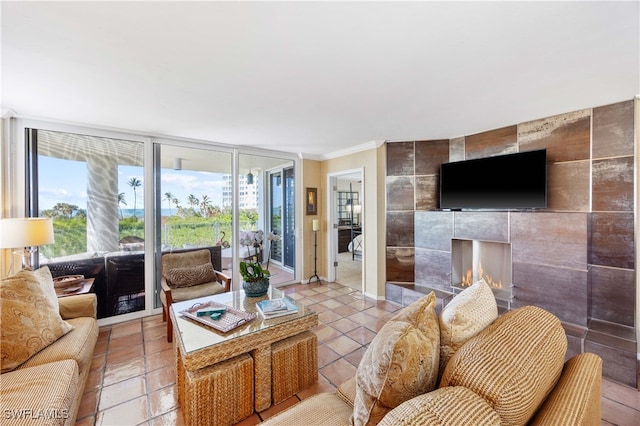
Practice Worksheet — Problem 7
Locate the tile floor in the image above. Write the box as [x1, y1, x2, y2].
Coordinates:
[77, 282, 640, 426]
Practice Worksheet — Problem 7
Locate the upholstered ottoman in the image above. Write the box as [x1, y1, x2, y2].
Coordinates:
[271, 331, 318, 404]
[180, 353, 254, 426]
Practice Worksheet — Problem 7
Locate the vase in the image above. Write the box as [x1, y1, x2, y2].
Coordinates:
[242, 278, 270, 297]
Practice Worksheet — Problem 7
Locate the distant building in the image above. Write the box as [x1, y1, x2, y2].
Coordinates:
[222, 174, 258, 209]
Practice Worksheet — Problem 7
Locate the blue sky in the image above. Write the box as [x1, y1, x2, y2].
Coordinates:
[38, 156, 226, 211]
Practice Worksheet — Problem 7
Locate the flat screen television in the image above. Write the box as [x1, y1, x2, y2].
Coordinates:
[440, 149, 547, 210]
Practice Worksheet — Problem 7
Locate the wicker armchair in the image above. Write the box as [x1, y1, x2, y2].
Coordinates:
[161, 248, 231, 342]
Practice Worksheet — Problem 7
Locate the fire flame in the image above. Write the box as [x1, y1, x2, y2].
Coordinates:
[460, 261, 503, 289]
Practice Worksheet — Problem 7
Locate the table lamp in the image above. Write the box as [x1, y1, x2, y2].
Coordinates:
[0, 217, 55, 270]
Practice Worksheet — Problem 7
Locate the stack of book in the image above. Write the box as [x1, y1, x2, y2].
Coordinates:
[255, 297, 298, 319]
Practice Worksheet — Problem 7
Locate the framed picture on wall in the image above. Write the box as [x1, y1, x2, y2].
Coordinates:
[306, 187, 317, 215]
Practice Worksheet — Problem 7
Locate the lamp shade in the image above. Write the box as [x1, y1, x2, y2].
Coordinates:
[0, 218, 55, 248]
[246, 171, 254, 185]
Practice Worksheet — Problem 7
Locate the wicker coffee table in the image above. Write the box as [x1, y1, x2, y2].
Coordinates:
[170, 288, 318, 426]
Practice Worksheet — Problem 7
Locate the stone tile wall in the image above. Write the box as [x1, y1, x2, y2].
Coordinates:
[385, 99, 637, 387]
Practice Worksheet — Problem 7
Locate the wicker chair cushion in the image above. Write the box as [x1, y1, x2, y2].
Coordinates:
[0, 276, 73, 373]
[353, 292, 440, 426]
[440, 305, 567, 426]
[165, 262, 217, 288]
[378, 386, 501, 426]
[162, 249, 213, 286]
[14, 266, 59, 312]
[160, 281, 226, 305]
[439, 278, 498, 374]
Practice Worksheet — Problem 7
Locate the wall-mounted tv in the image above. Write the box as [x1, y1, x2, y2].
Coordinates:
[440, 149, 547, 210]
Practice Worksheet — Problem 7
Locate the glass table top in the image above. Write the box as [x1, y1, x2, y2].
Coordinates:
[171, 287, 316, 355]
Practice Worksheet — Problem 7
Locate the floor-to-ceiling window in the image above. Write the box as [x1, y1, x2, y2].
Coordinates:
[18, 122, 298, 323]
[29, 129, 146, 319]
[154, 144, 233, 307]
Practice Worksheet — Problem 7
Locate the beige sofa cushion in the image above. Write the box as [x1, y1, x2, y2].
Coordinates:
[336, 376, 356, 408]
[529, 353, 603, 426]
[259, 392, 353, 426]
[378, 386, 501, 426]
[58, 293, 97, 320]
[440, 305, 567, 426]
[353, 292, 440, 426]
[0, 359, 79, 424]
[20, 317, 98, 377]
[1, 276, 73, 373]
[439, 278, 498, 372]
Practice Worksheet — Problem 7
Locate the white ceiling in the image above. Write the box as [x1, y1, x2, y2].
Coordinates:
[2, 1, 639, 160]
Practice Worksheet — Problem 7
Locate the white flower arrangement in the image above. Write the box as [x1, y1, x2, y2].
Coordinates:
[267, 231, 281, 242]
[265, 231, 281, 268]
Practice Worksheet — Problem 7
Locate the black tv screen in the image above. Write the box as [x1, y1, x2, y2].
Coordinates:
[440, 149, 547, 210]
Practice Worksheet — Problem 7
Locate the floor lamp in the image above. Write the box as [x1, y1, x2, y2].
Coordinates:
[0, 217, 55, 271]
[308, 219, 321, 284]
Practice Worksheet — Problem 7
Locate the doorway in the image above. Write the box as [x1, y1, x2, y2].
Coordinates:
[328, 169, 363, 292]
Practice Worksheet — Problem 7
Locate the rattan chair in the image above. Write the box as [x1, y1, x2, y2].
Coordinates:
[161, 248, 231, 342]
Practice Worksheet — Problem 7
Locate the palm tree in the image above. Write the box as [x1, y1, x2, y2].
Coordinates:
[171, 197, 181, 216]
[187, 194, 199, 214]
[118, 192, 127, 219]
[200, 195, 211, 218]
[164, 192, 174, 216]
[127, 177, 141, 218]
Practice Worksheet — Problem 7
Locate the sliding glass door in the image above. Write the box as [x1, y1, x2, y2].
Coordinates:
[266, 166, 295, 270]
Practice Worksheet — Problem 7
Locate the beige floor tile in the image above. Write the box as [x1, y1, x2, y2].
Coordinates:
[320, 358, 357, 387]
[102, 358, 145, 387]
[318, 345, 341, 368]
[148, 384, 179, 418]
[325, 335, 361, 357]
[96, 396, 149, 426]
[99, 375, 146, 411]
[109, 320, 142, 339]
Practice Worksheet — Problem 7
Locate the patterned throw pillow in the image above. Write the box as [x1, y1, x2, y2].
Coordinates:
[1, 276, 74, 373]
[438, 278, 498, 374]
[14, 266, 59, 313]
[352, 292, 440, 426]
[166, 262, 217, 288]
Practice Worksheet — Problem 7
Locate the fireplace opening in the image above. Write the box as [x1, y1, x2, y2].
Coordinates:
[451, 239, 512, 303]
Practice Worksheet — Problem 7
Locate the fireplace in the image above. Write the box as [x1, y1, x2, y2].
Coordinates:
[451, 239, 512, 304]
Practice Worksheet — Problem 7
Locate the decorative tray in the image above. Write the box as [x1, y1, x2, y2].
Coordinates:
[53, 274, 85, 289]
[59, 284, 83, 294]
[179, 300, 256, 333]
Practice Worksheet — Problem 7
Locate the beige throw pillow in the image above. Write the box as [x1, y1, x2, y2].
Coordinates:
[14, 266, 59, 313]
[1, 276, 73, 373]
[438, 278, 498, 373]
[166, 262, 217, 288]
[352, 292, 440, 426]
